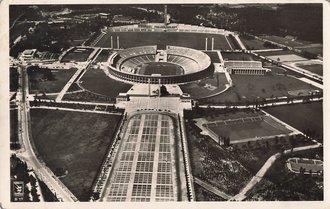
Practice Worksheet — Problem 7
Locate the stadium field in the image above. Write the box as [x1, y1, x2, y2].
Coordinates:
[205, 115, 292, 142]
[61, 48, 94, 62]
[80, 68, 132, 98]
[30, 109, 122, 201]
[296, 64, 323, 76]
[94, 32, 232, 50]
[201, 74, 320, 104]
[29, 69, 76, 93]
[263, 101, 323, 140]
[137, 62, 184, 75]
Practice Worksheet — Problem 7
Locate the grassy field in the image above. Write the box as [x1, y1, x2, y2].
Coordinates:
[94, 32, 231, 50]
[185, 119, 253, 196]
[221, 52, 261, 61]
[257, 50, 301, 57]
[29, 69, 76, 93]
[263, 102, 323, 140]
[204, 51, 221, 63]
[296, 45, 323, 56]
[259, 35, 308, 48]
[139, 62, 183, 75]
[207, 115, 292, 142]
[246, 148, 323, 200]
[61, 48, 94, 62]
[240, 37, 271, 50]
[297, 64, 323, 76]
[93, 49, 112, 63]
[180, 73, 228, 99]
[202, 74, 320, 104]
[80, 68, 132, 98]
[10, 110, 19, 149]
[30, 109, 122, 201]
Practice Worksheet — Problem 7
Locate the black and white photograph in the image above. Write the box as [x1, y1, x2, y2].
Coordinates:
[0, 1, 328, 208]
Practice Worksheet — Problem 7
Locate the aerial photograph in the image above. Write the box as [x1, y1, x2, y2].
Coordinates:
[7, 3, 323, 204]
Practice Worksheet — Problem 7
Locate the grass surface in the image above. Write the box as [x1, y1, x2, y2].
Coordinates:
[80, 68, 132, 98]
[29, 69, 76, 93]
[180, 73, 228, 99]
[240, 37, 271, 50]
[221, 52, 261, 61]
[94, 32, 231, 50]
[30, 109, 121, 201]
[263, 102, 323, 140]
[296, 64, 323, 76]
[207, 116, 292, 141]
[61, 48, 94, 62]
[202, 74, 320, 104]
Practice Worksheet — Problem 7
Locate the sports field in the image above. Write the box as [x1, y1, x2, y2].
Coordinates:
[263, 102, 323, 140]
[257, 50, 300, 57]
[137, 62, 183, 76]
[61, 48, 95, 62]
[296, 64, 323, 76]
[94, 32, 232, 50]
[202, 74, 320, 104]
[80, 68, 132, 98]
[205, 114, 292, 142]
[30, 109, 121, 201]
[29, 69, 76, 93]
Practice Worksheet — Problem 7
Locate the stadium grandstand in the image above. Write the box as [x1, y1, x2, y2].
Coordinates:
[224, 61, 271, 75]
[107, 45, 213, 84]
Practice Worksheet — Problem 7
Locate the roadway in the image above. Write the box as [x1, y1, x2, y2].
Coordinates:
[15, 64, 77, 202]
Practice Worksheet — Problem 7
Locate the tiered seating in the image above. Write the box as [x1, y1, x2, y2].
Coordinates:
[224, 61, 262, 69]
[166, 46, 211, 70]
[117, 46, 157, 59]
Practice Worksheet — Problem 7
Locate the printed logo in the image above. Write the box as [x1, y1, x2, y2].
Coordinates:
[13, 181, 24, 197]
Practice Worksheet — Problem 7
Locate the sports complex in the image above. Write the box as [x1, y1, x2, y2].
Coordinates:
[11, 5, 324, 203]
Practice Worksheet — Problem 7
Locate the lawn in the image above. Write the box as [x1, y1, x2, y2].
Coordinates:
[257, 50, 301, 57]
[297, 64, 323, 76]
[263, 102, 323, 141]
[194, 183, 226, 201]
[259, 35, 307, 48]
[240, 37, 271, 50]
[221, 52, 260, 61]
[296, 45, 323, 56]
[179, 73, 228, 99]
[94, 31, 232, 50]
[30, 109, 122, 201]
[10, 109, 19, 149]
[80, 68, 132, 98]
[204, 51, 221, 63]
[29, 69, 76, 93]
[93, 49, 112, 63]
[61, 48, 94, 62]
[201, 74, 320, 104]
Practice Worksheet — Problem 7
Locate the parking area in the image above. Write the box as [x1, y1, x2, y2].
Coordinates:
[103, 113, 177, 201]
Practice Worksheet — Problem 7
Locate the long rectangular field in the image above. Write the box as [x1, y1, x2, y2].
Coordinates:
[94, 32, 232, 50]
[205, 115, 292, 142]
